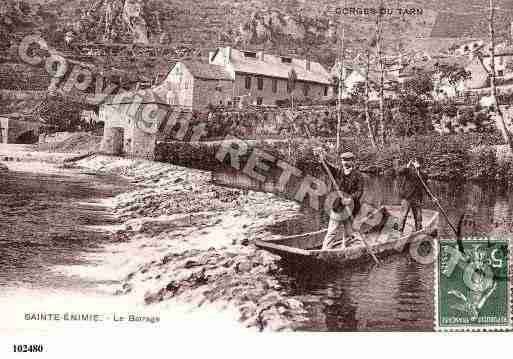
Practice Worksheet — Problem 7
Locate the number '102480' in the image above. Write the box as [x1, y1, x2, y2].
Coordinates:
[13, 344, 43, 353]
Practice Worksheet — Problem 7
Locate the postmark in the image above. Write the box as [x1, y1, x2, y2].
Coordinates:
[435, 238, 512, 331]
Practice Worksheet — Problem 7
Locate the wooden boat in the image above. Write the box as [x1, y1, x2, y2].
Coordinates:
[255, 206, 439, 266]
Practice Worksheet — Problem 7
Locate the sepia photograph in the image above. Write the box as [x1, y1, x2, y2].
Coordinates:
[1, 0, 513, 354]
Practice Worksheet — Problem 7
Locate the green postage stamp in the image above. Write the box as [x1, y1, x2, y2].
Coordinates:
[436, 238, 512, 331]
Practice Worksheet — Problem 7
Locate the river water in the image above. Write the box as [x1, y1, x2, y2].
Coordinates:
[0, 163, 130, 291]
[2, 161, 512, 330]
[268, 176, 513, 331]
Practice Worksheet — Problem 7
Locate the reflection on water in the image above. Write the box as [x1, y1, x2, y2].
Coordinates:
[365, 176, 513, 237]
[270, 176, 513, 331]
[277, 254, 434, 331]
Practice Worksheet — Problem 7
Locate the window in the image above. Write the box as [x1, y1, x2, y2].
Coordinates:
[257, 97, 263, 105]
[245, 75, 252, 89]
[303, 83, 309, 96]
[244, 51, 257, 58]
[498, 70, 504, 77]
[324, 86, 328, 96]
[272, 79, 278, 93]
[257, 77, 264, 90]
[281, 57, 292, 63]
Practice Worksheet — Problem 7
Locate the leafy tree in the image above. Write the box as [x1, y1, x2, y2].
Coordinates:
[434, 62, 471, 96]
[287, 68, 297, 108]
[394, 72, 434, 136]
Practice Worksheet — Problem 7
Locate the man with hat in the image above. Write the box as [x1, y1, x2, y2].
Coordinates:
[395, 157, 427, 233]
[316, 149, 365, 249]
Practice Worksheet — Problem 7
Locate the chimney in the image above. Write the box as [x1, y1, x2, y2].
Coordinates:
[257, 51, 265, 61]
[305, 59, 311, 71]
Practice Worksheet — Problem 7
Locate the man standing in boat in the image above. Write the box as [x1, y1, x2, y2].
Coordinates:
[396, 157, 427, 233]
[316, 150, 365, 249]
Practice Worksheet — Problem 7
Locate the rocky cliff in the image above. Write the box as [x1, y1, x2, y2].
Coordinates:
[2, 0, 513, 79]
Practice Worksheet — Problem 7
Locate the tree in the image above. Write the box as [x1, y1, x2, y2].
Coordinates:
[350, 78, 378, 148]
[350, 80, 378, 144]
[474, 0, 513, 152]
[336, 25, 345, 153]
[287, 68, 297, 108]
[394, 72, 434, 136]
[488, 0, 513, 152]
[363, 50, 378, 148]
[375, 0, 386, 147]
[433, 62, 471, 97]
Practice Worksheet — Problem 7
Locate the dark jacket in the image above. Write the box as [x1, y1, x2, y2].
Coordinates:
[397, 166, 427, 203]
[324, 160, 365, 215]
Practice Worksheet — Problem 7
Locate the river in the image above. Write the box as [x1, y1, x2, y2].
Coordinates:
[1, 161, 512, 331]
[267, 176, 513, 331]
[0, 162, 130, 291]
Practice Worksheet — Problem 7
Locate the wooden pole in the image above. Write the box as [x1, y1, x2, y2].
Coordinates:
[303, 124, 380, 265]
[365, 50, 377, 148]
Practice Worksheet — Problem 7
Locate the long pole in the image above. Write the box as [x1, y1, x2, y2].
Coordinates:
[414, 168, 457, 236]
[303, 124, 380, 265]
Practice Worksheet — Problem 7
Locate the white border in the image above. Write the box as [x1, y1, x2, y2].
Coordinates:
[434, 237, 512, 332]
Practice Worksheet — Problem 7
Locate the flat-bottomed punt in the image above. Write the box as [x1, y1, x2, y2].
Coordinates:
[256, 206, 439, 266]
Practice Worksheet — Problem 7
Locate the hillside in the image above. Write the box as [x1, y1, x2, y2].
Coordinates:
[2, 1, 513, 76]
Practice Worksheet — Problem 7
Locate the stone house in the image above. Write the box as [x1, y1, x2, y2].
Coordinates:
[154, 60, 234, 110]
[464, 47, 513, 94]
[0, 114, 40, 144]
[98, 90, 171, 159]
[208, 47, 333, 106]
[338, 63, 398, 100]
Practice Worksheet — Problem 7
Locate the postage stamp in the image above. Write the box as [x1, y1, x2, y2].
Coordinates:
[435, 238, 512, 331]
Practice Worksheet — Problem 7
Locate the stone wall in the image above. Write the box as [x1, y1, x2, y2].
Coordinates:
[156, 63, 194, 109]
[100, 126, 124, 155]
[193, 78, 233, 109]
[0, 117, 41, 144]
[99, 103, 163, 159]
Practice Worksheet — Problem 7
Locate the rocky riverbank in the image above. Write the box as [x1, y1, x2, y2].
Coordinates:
[74, 155, 310, 331]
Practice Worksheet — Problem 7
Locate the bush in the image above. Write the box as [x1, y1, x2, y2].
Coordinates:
[357, 133, 504, 180]
[467, 145, 497, 180]
[155, 130, 508, 183]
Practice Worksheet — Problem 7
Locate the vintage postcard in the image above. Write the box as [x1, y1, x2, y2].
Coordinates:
[2, 0, 513, 352]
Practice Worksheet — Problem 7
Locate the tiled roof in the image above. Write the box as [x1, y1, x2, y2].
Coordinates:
[227, 48, 331, 85]
[180, 61, 232, 80]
